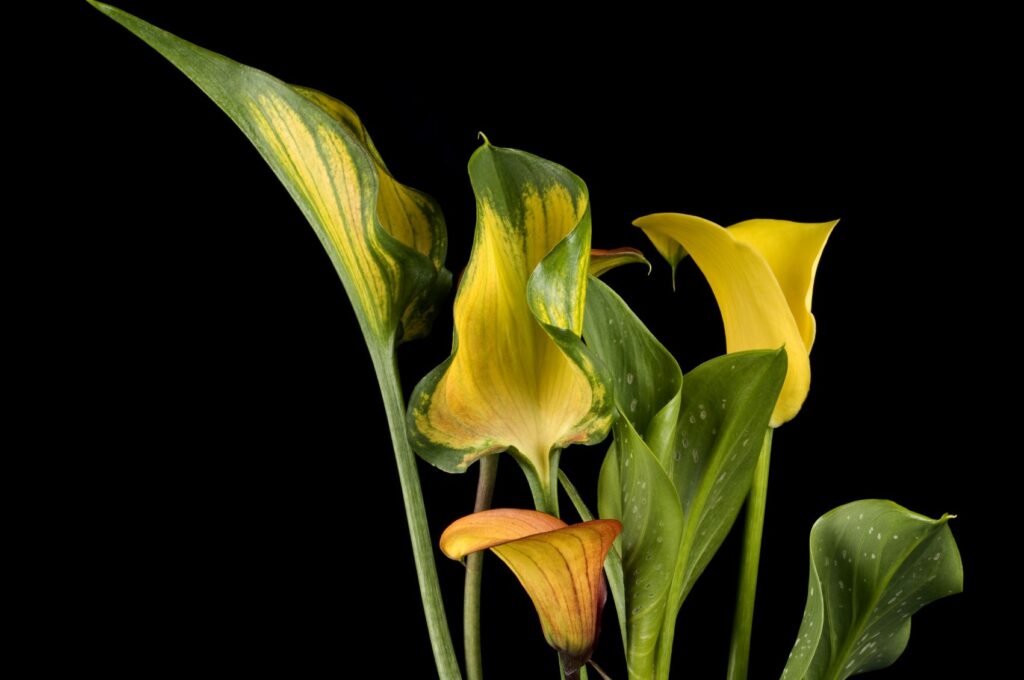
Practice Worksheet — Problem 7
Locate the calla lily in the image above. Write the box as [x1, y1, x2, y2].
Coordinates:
[441, 509, 622, 678]
[409, 143, 613, 512]
[635, 214, 836, 427]
[90, 2, 450, 352]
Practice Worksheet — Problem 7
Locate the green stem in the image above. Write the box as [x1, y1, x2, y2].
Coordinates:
[725, 428, 773, 680]
[464, 455, 499, 680]
[521, 449, 561, 517]
[653, 530, 687, 680]
[372, 349, 462, 680]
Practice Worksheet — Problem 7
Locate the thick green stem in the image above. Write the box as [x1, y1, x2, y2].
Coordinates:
[726, 428, 773, 680]
[372, 349, 462, 680]
[464, 455, 499, 680]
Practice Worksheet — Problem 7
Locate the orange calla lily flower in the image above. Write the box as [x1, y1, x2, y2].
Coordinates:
[441, 509, 622, 678]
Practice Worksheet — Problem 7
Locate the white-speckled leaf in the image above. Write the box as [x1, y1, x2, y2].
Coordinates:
[782, 499, 963, 680]
[667, 351, 788, 602]
[584, 277, 786, 680]
[611, 415, 684, 678]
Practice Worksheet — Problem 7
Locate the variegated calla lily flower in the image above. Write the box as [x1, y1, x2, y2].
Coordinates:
[635, 214, 836, 426]
[441, 509, 621, 678]
[91, 3, 451, 353]
[409, 143, 614, 513]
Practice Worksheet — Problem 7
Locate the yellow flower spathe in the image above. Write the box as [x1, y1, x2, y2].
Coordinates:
[636, 214, 836, 426]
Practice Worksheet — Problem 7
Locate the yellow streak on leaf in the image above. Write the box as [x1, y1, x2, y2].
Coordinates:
[247, 93, 388, 334]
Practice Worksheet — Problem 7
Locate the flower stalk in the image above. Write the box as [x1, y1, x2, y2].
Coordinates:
[373, 348, 463, 679]
[464, 455, 499, 680]
[726, 428, 773, 680]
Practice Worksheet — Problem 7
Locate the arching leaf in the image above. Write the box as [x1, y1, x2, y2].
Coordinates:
[782, 499, 962, 680]
[89, 2, 450, 351]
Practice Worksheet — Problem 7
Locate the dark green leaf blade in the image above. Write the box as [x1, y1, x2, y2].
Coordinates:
[668, 350, 787, 601]
[583, 276, 682, 438]
[584, 276, 786, 679]
[611, 415, 684, 679]
[782, 499, 963, 680]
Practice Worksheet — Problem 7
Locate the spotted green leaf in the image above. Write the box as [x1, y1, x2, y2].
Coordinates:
[606, 416, 684, 679]
[782, 499, 962, 680]
[666, 351, 787, 603]
[584, 277, 786, 679]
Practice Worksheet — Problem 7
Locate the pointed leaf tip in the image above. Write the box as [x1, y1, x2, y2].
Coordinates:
[782, 499, 963, 680]
[91, 3, 451, 351]
[409, 145, 613, 510]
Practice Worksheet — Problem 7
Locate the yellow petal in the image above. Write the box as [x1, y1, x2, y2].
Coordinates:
[410, 144, 613, 511]
[441, 509, 622, 674]
[727, 219, 837, 351]
[643, 230, 688, 290]
[635, 213, 810, 426]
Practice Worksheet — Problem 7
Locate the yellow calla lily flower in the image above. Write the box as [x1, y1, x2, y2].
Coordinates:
[441, 508, 622, 678]
[635, 214, 836, 426]
[409, 143, 613, 512]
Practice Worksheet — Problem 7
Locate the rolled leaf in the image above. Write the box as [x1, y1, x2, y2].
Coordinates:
[781, 499, 962, 680]
[410, 143, 613, 512]
[89, 2, 450, 350]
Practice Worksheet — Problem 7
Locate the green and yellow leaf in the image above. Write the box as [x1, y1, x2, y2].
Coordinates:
[409, 143, 613, 513]
[782, 499, 962, 680]
[89, 2, 450, 350]
[440, 508, 622, 677]
[635, 213, 835, 426]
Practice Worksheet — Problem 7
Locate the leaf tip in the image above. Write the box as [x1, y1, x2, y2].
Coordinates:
[86, 0, 113, 14]
[477, 131, 492, 147]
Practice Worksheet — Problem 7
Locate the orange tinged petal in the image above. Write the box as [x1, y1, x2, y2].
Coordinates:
[441, 509, 621, 675]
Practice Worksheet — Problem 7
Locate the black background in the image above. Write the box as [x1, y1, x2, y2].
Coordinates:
[63, 2, 991, 677]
